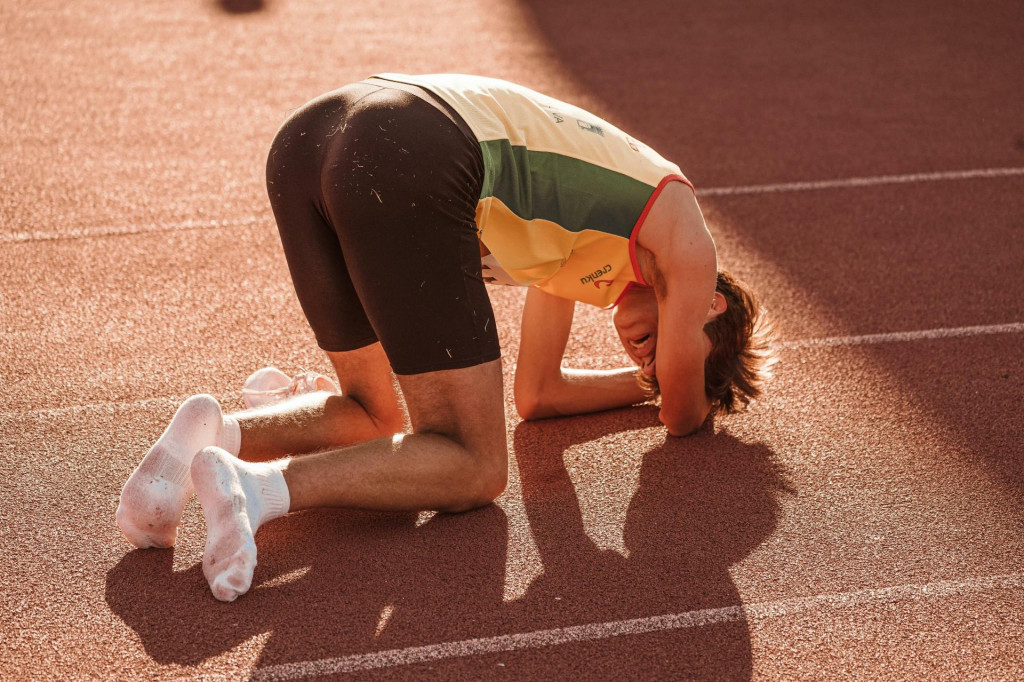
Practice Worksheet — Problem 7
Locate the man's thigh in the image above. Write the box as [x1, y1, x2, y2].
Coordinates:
[397, 358, 508, 476]
[320, 86, 497, 376]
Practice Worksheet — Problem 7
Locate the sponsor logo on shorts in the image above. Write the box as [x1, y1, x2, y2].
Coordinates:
[577, 120, 604, 136]
[580, 264, 612, 286]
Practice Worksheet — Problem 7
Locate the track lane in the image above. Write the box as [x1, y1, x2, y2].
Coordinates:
[3, 0, 1023, 678]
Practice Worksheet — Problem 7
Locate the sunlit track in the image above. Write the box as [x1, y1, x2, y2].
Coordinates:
[0, 215, 268, 244]
[573, 321, 1024, 371]
[5, 1, 1022, 678]
[778, 322, 1024, 349]
[0, 394, 224, 422]
[248, 572, 1024, 680]
[695, 166, 1024, 197]
[0, 394, 199, 422]
[3, 321, 1021, 421]
[2, 167, 1022, 245]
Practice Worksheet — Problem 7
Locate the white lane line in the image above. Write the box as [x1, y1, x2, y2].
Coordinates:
[579, 321, 1024, 367]
[0, 394, 217, 422]
[0, 215, 266, 244]
[250, 572, 1024, 680]
[2, 321, 1022, 421]
[780, 321, 1024, 349]
[3, 167, 1022, 245]
[696, 166, 1024, 197]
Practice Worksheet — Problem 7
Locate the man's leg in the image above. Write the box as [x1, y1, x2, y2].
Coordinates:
[232, 344, 404, 461]
[115, 343, 403, 549]
[189, 83, 505, 601]
[191, 358, 507, 601]
[283, 359, 507, 511]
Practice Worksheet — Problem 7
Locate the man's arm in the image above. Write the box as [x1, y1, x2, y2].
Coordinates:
[514, 287, 653, 420]
[639, 182, 719, 436]
[651, 286, 714, 436]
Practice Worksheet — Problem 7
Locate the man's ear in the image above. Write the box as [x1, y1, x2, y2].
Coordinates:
[707, 291, 727, 321]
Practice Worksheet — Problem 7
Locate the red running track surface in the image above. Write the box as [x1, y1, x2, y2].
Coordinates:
[2, 0, 1023, 679]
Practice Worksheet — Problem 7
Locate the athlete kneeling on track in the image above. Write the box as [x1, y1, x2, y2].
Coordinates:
[115, 74, 775, 601]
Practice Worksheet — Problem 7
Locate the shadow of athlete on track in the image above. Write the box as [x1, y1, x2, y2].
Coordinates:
[504, 409, 791, 678]
[216, 0, 264, 14]
[105, 505, 509, 669]
[105, 410, 788, 677]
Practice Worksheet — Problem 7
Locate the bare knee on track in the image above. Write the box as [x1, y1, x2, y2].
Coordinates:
[440, 437, 509, 513]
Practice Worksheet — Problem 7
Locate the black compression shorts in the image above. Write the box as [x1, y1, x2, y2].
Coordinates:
[266, 81, 500, 375]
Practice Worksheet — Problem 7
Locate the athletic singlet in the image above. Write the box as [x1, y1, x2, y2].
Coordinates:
[367, 73, 692, 308]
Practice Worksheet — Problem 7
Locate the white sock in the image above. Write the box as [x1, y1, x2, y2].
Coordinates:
[191, 446, 290, 602]
[116, 394, 241, 549]
[220, 415, 241, 456]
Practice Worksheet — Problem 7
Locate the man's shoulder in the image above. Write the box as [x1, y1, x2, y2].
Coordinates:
[636, 180, 712, 268]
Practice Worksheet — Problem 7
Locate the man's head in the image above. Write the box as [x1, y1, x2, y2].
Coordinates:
[701, 270, 775, 412]
[613, 270, 775, 411]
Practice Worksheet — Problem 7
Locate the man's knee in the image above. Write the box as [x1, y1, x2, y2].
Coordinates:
[325, 346, 403, 436]
[343, 394, 404, 437]
[397, 358, 507, 512]
[472, 457, 509, 507]
[442, 448, 508, 513]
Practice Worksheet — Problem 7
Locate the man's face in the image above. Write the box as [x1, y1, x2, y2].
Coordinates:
[613, 285, 660, 376]
[613, 286, 726, 378]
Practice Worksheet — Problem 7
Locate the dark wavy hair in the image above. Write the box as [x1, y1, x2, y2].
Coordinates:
[636, 270, 775, 412]
[703, 270, 776, 412]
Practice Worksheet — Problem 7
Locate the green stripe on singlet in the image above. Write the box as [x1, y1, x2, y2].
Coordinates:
[478, 139, 655, 238]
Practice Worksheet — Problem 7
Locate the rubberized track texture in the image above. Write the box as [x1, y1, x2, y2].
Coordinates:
[2, 0, 1022, 679]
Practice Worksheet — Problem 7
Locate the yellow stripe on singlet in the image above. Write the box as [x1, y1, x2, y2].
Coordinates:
[476, 197, 633, 308]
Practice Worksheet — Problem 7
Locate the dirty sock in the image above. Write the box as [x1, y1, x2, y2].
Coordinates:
[116, 394, 241, 549]
[191, 446, 290, 602]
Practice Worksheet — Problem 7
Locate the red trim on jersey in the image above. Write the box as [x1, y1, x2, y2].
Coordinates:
[627, 174, 694, 287]
[611, 281, 635, 308]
